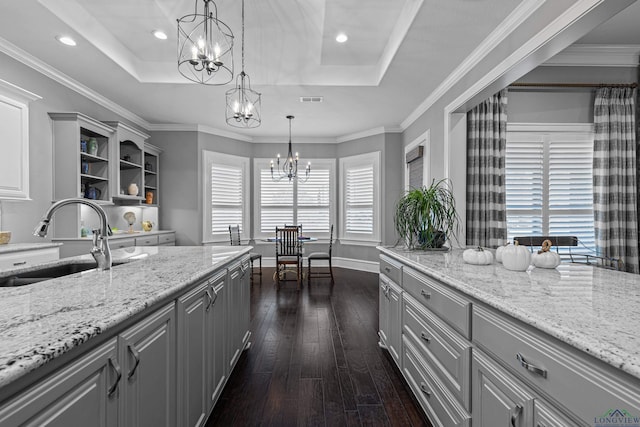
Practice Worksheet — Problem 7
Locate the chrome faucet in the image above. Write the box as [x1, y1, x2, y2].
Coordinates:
[34, 198, 112, 270]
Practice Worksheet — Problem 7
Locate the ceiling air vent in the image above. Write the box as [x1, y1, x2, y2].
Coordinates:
[300, 96, 323, 103]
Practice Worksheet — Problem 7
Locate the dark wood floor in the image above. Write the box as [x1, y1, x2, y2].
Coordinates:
[206, 267, 432, 427]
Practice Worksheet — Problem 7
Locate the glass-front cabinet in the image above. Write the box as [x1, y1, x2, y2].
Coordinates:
[104, 121, 148, 203]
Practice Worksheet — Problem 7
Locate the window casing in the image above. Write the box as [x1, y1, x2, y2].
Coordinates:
[253, 158, 335, 240]
[203, 151, 250, 243]
[505, 123, 595, 254]
[339, 151, 381, 245]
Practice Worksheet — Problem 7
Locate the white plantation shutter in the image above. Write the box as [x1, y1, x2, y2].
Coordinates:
[345, 166, 374, 233]
[260, 168, 293, 233]
[506, 125, 595, 253]
[210, 164, 244, 233]
[505, 136, 544, 237]
[298, 169, 330, 233]
[203, 151, 249, 243]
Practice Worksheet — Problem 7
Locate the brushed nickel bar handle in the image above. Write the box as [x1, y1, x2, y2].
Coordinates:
[210, 287, 218, 306]
[108, 357, 122, 397]
[383, 266, 391, 273]
[205, 289, 213, 311]
[420, 332, 431, 343]
[511, 403, 523, 427]
[420, 290, 431, 299]
[516, 353, 547, 378]
[127, 344, 140, 379]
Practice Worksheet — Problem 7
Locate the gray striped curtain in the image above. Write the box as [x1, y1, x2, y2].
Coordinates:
[466, 90, 508, 248]
[593, 87, 638, 273]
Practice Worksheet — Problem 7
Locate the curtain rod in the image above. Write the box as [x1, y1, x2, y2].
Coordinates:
[509, 82, 638, 89]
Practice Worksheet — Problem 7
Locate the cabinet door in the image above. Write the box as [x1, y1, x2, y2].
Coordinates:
[533, 400, 579, 427]
[239, 259, 251, 349]
[227, 264, 243, 371]
[0, 339, 119, 427]
[387, 280, 402, 367]
[209, 272, 227, 406]
[379, 276, 390, 347]
[472, 350, 534, 427]
[119, 303, 175, 427]
[177, 281, 211, 427]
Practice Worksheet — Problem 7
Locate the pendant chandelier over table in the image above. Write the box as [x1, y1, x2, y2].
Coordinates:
[177, 0, 234, 85]
[271, 115, 310, 182]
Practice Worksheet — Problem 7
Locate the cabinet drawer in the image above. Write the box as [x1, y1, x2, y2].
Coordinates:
[380, 255, 402, 285]
[402, 337, 470, 427]
[135, 235, 159, 246]
[403, 293, 471, 410]
[110, 237, 135, 250]
[158, 233, 175, 245]
[0, 248, 60, 270]
[534, 399, 580, 427]
[402, 267, 471, 339]
[473, 305, 640, 424]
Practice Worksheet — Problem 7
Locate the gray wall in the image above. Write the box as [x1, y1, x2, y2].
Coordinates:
[0, 52, 146, 244]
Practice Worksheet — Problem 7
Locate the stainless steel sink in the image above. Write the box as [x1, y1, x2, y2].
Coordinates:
[0, 261, 127, 287]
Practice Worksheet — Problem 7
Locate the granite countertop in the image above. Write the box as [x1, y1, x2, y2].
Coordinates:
[0, 243, 62, 255]
[0, 245, 250, 388]
[379, 246, 640, 380]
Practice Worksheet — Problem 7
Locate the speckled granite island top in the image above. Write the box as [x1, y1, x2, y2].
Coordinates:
[379, 247, 640, 380]
[0, 245, 250, 388]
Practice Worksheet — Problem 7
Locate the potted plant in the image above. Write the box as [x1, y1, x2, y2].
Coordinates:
[394, 179, 460, 250]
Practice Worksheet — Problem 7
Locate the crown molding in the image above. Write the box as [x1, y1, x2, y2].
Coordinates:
[543, 44, 640, 67]
[0, 78, 42, 103]
[147, 123, 253, 142]
[336, 126, 402, 143]
[400, 0, 545, 131]
[251, 136, 339, 144]
[0, 36, 151, 130]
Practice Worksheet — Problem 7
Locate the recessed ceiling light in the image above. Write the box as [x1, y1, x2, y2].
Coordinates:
[336, 33, 348, 43]
[56, 35, 76, 46]
[152, 30, 168, 40]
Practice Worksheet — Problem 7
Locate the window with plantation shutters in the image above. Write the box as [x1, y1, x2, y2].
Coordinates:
[339, 151, 381, 244]
[254, 159, 335, 239]
[203, 151, 250, 243]
[505, 124, 595, 254]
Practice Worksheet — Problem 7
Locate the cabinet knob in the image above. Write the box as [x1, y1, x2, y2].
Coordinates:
[384, 266, 391, 273]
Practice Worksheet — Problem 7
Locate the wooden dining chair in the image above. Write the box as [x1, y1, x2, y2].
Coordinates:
[228, 225, 262, 277]
[275, 225, 303, 289]
[307, 224, 334, 284]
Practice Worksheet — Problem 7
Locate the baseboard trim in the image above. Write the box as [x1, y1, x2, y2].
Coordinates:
[259, 257, 379, 273]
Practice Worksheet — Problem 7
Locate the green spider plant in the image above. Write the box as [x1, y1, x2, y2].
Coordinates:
[394, 179, 460, 249]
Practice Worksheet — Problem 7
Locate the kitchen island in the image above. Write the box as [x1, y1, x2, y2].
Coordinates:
[378, 246, 640, 427]
[0, 245, 252, 426]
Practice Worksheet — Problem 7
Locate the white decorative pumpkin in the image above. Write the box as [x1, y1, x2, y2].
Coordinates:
[501, 241, 531, 271]
[531, 239, 561, 269]
[463, 247, 494, 265]
[495, 242, 511, 263]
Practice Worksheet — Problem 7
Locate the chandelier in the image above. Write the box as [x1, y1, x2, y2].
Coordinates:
[177, 0, 234, 85]
[225, 0, 261, 128]
[271, 116, 310, 182]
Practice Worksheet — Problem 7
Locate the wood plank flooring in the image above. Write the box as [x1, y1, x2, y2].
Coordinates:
[206, 267, 432, 427]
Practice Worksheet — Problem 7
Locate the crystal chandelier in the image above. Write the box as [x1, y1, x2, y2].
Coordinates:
[271, 116, 310, 182]
[177, 0, 234, 85]
[225, 0, 261, 128]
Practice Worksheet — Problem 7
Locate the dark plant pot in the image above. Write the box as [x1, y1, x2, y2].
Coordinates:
[418, 230, 446, 249]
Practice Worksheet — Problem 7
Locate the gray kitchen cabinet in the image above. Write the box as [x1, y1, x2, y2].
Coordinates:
[0, 80, 39, 200]
[176, 269, 229, 427]
[227, 257, 251, 372]
[208, 271, 227, 406]
[48, 112, 115, 239]
[472, 349, 533, 427]
[379, 274, 402, 367]
[118, 303, 175, 427]
[103, 121, 148, 203]
[177, 280, 212, 427]
[0, 338, 119, 427]
[0, 246, 59, 270]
